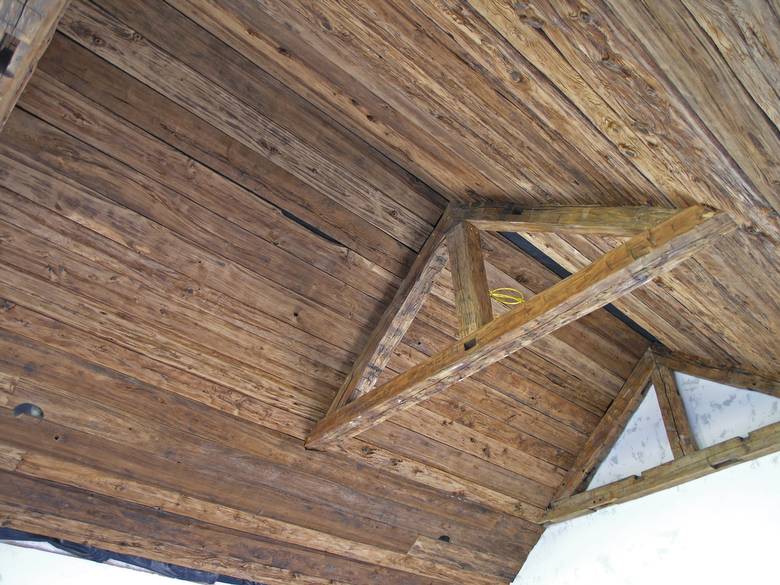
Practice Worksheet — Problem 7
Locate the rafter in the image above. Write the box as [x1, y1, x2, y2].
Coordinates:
[545, 420, 780, 524]
[0, 0, 70, 131]
[308, 206, 735, 449]
[653, 349, 780, 399]
[453, 204, 680, 236]
[553, 348, 656, 500]
[325, 205, 454, 414]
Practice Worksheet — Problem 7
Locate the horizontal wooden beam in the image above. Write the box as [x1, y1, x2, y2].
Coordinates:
[553, 348, 656, 500]
[0, 0, 70, 130]
[325, 206, 453, 414]
[454, 204, 680, 235]
[545, 420, 780, 524]
[653, 349, 780, 399]
[306, 206, 735, 449]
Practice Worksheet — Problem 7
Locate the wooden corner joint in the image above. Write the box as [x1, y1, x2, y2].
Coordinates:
[544, 420, 780, 524]
[307, 204, 735, 451]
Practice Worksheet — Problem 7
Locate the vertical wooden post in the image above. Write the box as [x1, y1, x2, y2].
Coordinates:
[652, 363, 697, 456]
[446, 221, 492, 337]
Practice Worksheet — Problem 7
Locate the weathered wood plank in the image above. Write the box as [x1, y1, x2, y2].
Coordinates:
[0, 425, 504, 584]
[327, 207, 452, 413]
[0, 0, 69, 130]
[407, 536, 519, 581]
[545, 420, 780, 524]
[653, 349, 780, 399]
[59, 0, 433, 248]
[0, 336, 530, 555]
[0, 472, 448, 585]
[553, 349, 656, 500]
[0, 502, 357, 585]
[446, 220, 492, 337]
[683, 0, 780, 130]
[307, 207, 736, 448]
[652, 362, 697, 457]
[469, 0, 780, 237]
[457, 205, 679, 236]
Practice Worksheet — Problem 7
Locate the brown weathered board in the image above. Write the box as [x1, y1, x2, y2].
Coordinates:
[307, 207, 735, 448]
[0, 0, 777, 583]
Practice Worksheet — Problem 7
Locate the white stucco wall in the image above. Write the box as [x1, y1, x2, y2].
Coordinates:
[513, 376, 780, 585]
[587, 386, 673, 489]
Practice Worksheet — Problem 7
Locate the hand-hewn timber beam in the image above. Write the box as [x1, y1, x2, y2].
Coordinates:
[652, 362, 697, 457]
[553, 348, 656, 500]
[454, 204, 680, 236]
[0, 0, 70, 131]
[545, 420, 780, 524]
[652, 349, 780, 399]
[325, 205, 454, 414]
[307, 206, 736, 449]
[446, 221, 492, 337]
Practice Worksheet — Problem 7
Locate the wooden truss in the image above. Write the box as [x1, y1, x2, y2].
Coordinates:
[0, 0, 70, 130]
[306, 203, 738, 450]
[545, 346, 780, 523]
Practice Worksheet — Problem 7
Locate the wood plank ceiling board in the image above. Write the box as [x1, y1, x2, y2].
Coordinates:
[0, 0, 776, 583]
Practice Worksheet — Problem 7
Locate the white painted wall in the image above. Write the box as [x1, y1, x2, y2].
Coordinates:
[513, 376, 780, 585]
[587, 386, 673, 489]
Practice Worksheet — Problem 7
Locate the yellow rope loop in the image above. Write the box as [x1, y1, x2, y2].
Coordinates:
[489, 287, 525, 307]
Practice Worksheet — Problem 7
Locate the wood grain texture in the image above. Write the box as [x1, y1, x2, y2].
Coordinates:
[326, 207, 452, 413]
[652, 362, 697, 457]
[0, 0, 69, 129]
[653, 349, 780, 399]
[307, 208, 736, 448]
[457, 204, 679, 236]
[554, 349, 656, 500]
[0, 0, 777, 581]
[546, 420, 780, 524]
[447, 220, 492, 337]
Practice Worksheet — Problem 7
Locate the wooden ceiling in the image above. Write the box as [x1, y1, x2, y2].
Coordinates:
[0, 1, 778, 584]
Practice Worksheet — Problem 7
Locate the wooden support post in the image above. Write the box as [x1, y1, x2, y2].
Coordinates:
[545, 420, 780, 524]
[325, 205, 454, 414]
[0, 0, 70, 131]
[446, 221, 492, 337]
[307, 206, 736, 449]
[652, 362, 697, 457]
[454, 204, 680, 236]
[653, 349, 780, 399]
[553, 349, 656, 500]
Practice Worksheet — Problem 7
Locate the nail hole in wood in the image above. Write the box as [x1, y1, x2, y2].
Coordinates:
[463, 338, 477, 351]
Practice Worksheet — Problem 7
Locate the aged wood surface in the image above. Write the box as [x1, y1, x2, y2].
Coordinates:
[554, 349, 656, 500]
[545, 420, 780, 524]
[0, 0, 69, 129]
[326, 206, 452, 413]
[652, 362, 697, 457]
[307, 208, 736, 448]
[654, 349, 780, 399]
[0, 0, 777, 582]
[446, 220, 492, 337]
[457, 205, 679, 236]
